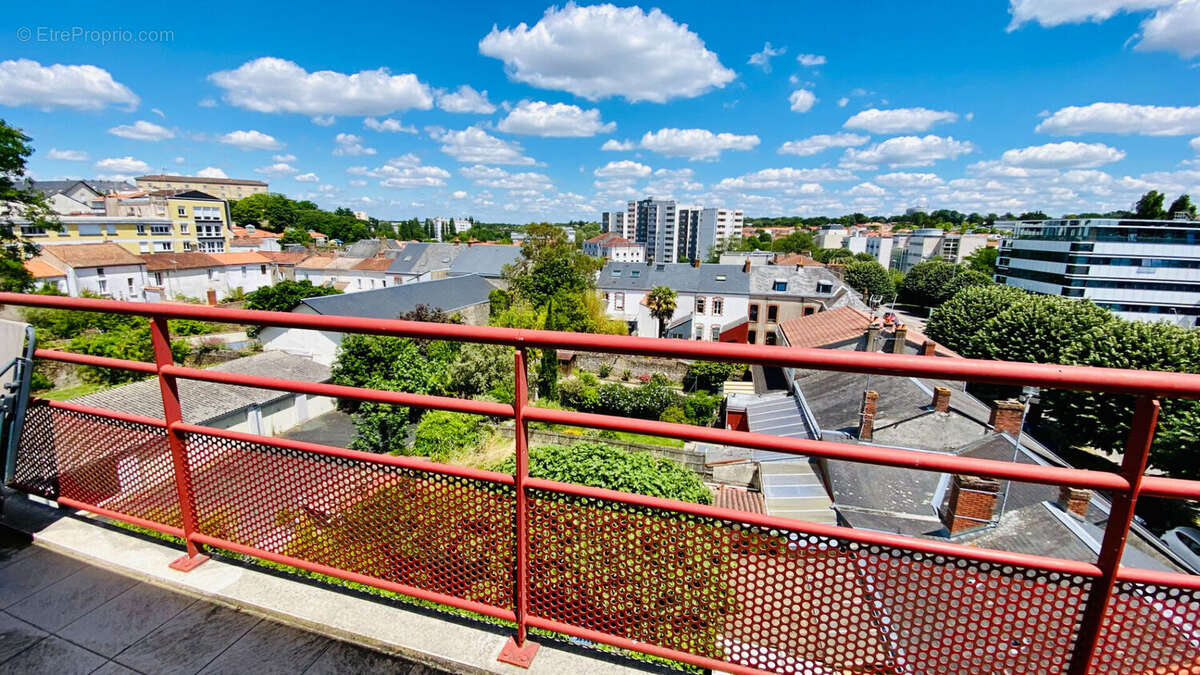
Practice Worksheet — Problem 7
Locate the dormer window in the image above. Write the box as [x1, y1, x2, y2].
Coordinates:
[772, 280, 788, 292]
[611, 269, 622, 277]
[630, 270, 640, 278]
[817, 281, 834, 294]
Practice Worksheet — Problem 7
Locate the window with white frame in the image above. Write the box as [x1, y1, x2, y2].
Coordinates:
[695, 296, 706, 314]
[712, 298, 723, 315]
[97, 279, 107, 293]
[711, 326, 720, 341]
[177, 206, 186, 217]
[614, 292, 624, 310]
[180, 224, 189, 234]
[154, 242, 173, 252]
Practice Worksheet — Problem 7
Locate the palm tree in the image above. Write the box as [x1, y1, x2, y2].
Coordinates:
[646, 286, 678, 338]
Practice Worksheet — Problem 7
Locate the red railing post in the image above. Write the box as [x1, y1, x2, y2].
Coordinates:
[149, 315, 209, 571]
[1066, 395, 1159, 675]
[498, 347, 539, 667]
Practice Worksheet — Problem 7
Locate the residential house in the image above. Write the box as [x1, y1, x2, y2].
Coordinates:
[258, 251, 309, 282]
[37, 243, 148, 300]
[135, 174, 268, 201]
[230, 225, 282, 252]
[165, 190, 233, 253]
[19, 179, 135, 215]
[74, 351, 332, 436]
[446, 244, 522, 283]
[386, 242, 467, 284]
[142, 251, 223, 303]
[295, 255, 335, 286]
[598, 261, 750, 340]
[23, 258, 67, 293]
[583, 233, 645, 262]
[746, 266, 870, 345]
[208, 252, 274, 297]
[260, 274, 500, 365]
[345, 256, 395, 292]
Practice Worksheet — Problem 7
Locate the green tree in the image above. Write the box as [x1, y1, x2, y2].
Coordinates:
[964, 247, 999, 275]
[683, 361, 747, 393]
[347, 402, 412, 455]
[410, 410, 489, 462]
[244, 280, 341, 337]
[770, 231, 817, 254]
[0, 120, 59, 292]
[538, 296, 559, 400]
[843, 260, 895, 301]
[280, 227, 313, 246]
[495, 442, 711, 504]
[1168, 194, 1196, 219]
[1135, 190, 1167, 220]
[899, 259, 991, 308]
[1045, 321, 1200, 478]
[447, 343, 514, 402]
[967, 294, 1114, 366]
[69, 323, 190, 385]
[646, 286, 677, 338]
[926, 285, 1029, 355]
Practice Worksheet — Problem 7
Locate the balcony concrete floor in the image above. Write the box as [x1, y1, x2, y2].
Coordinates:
[0, 525, 442, 675]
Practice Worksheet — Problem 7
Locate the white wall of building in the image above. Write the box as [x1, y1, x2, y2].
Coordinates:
[67, 265, 148, 300]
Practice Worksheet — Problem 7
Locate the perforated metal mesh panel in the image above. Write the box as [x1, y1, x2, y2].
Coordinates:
[10, 401, 181, 529]
[527, 489, 1095, 674]
[1091, 580, 1200, 673]
[181, 431, 516, 610]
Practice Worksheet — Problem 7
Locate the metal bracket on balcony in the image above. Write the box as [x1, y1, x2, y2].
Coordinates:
[497, 637, 539, 668]
[168, 553, 210, 572]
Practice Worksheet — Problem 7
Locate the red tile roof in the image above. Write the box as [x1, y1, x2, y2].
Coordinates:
[40, 243, 144, 268]
[351, 256, 393, 271]
[209, 251, 270, 265]
[141, 251, 220, 271]
[715, 486, 766, 514]
[773, 253, 824, 267]
[778, 306, 875, 350]
[24, 258, 65, 278]
[230, 226, 280, 239]
[259, 251, 309, 264]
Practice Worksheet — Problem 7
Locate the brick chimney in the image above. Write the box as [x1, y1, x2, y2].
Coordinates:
[941, 475, 1000, 534]
[989, 400, 1025, 435]
[921, 340, 937, 356]
[858, 390, 878, 440]
[892, 325, 907, 353]
[865, 324, 881, 352]
[743, 259, 751, 273]
[692, 257, 700, 268]
[827, 263, 846, 280]
[931, 386, 951, 413]
[1058, 487, 1091, 519]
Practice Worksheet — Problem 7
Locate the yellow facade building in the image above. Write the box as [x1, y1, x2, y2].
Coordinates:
[135, 174, 268, 201]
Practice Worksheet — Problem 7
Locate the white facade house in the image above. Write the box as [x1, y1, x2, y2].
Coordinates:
[38, 244, 148, 301]
[209, 253, 274, 297]
[897, 229, 989, 271]
[142, 251, 273, 302]
[598, 262, 752, 339]
[996, 217, 1200, 327]
[583, 233, 645, 262]
[844, 234, 895, 270]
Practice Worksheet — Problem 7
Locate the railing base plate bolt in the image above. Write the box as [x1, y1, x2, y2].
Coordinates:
[497, 637, 539, 668]
[169, 553, 210, 572]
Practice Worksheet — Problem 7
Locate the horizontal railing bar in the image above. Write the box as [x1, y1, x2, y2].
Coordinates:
[1138, 475, 1200, 500]
[34, 348, 158, 374]
[523, 407, 1132, 493]
[43, 399, 169, 428]
[524, 476, 1104, 578]
[170, 421, 516, 485]
[526, 615, 775, 675]
[186, 532, 518, 624]
[57, 496, 186, 539]
[159, 365, 515, 418]
[8, 292, 1200, 398]
[1115, 565, 1200, 590]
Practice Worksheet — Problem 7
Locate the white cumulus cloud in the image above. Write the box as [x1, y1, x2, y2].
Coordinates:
[714, 167, 857, 192]
[843, 107, 959, 134]
[497, 100, 615, 137]
[362, 155, 452, 188]
[601, 139, 636, 151]
[1136, 0, 1200, 58]
[437, 85, 497, 114]
[219, 130, 283, 151]
[255, 163, 298, 176]
[594, 160, 652, 178]
[999, 141, 1126, 168]
[748, 42, 786, 72]
[789, 89, 817, 113]
[432, 126, 537, 165]
[874, 172, 945, 187]
[796, 53, 826, 66]
[332, 133, 377, 156]
[461, 165, 553, 190]
[779, 132, 869, 156]
[478, 3, 736, 102]
[1192, 137, 1200, 152]
[108, 120, 174, 141]
[47, 149, 88, 161]
[1036, 102, 1200, 136]
[841, 135, 975, 169]
[196, 167, 227, 178]
[639, 128, 760, 160]
[209, 57, 433, 116]
[95, 156, 151, 174]
[364, 117, 417, 133]
[273, 154, 297, 162]
[295, 173, 320, 182]
[1007, 0, 1199, 58]
[849, 182, 886, 196]
[0, 59, 139, 111]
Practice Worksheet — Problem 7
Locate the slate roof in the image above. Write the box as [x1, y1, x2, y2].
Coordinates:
[40, 243, 144, 268]
[141, 252, 220, 272]
[598, 262, 750, 294]
[343, 239, 383, 258]
[387, 242, 466, 276]
[136, 174, 268, 187]
[299, 274, 497, 319]
[447, 244, 522, 278]
[73, 352, 329, 425]
[20, 179, 136, 196]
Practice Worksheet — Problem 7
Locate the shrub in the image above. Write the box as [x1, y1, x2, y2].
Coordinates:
[30, 371, 52, 392]
[621, 369, 631, 381]
[168, 319, 218, 336]
[683, 361, 746, 393]
[411, 410, 489, 462]
[68, 325, 190, 385]
[683, 391, 721, 426]
[637, 372, 651, 384]
[659, 406, 687, 424]
[598, 363, 612, 378]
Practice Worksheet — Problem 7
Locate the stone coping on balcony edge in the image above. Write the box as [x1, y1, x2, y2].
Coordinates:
[0, 494, 655, 675]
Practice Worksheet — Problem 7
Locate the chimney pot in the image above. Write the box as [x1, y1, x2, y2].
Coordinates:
[743, 259, 751, 273]
[693, 257, 700, 268]
[892, 325, 908, 354]
[858, 390, 878, 440]
[1058, 486, 1091, 519]
[941, 474, 1000, 534]
[989, 400, 1025, 435]
[932, 386, 952, 413]
[921, 340, 937, 356]
[865, 325, 881, 352]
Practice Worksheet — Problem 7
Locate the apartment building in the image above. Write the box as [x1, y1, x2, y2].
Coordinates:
[995, 216, 1200, 327]
[38, 243, 149, 300]
[601, 211, 632, 239]
[583, 232, 645, 262]
[620, 199, 743, 264]
[816, 226, 849, 249]
[895, 229, 989, 271]
[597, 261, 751, 340]
[135, 174, 268, 201]
[844, 234, 895, 270]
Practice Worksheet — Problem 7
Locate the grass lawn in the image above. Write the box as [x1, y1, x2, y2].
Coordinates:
[40, 382, 109, 400]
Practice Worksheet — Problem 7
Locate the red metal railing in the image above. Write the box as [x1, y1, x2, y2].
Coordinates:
[3, 291, 1200, 674]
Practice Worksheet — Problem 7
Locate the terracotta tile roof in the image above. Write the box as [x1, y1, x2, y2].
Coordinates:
[773, 253, 824, 267]
[715, 486, 766, 514]
[209, 251, 270, 265]
[40, 243, 144, 268]
[296, 256, 335, 269]
[778, 306, 875, 349]
[230, 226, 280, 239]
[259, 251, 309, 264]
[24, 258, 65, 278]
[141, 251, 220, 271]
[308, 230, 326, 238]
[351, 256, 393, 272]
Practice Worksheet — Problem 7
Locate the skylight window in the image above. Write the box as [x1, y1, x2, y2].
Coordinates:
[611, 269, 622, 276]
[715, 274, 726, 281]
[631, 270, 640, 277]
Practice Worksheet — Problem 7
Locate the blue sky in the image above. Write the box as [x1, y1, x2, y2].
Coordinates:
[3, 1, 1199, 222]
